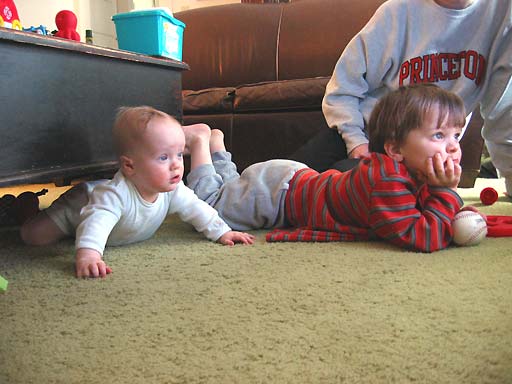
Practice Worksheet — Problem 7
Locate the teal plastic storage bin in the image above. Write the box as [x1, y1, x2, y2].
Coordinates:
[112, 8, 185, 61]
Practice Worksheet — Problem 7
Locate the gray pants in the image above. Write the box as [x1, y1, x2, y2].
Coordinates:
[186, 152, 307, 230]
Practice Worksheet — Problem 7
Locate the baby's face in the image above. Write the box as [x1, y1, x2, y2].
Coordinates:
[395, 109, 462, 180]
[130, 117, 185, 202]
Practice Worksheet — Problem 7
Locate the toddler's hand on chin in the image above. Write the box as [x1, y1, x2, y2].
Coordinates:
[425, 154, 461, 189]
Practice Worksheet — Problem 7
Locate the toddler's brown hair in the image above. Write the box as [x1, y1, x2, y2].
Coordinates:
[368, 84, 466, 154]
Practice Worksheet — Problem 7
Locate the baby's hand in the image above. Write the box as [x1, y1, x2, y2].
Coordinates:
[424, 154, 461, 190]
[75, 248, 112, 278]
[218, 231, 255, 246]
[459, 205, 487, 222]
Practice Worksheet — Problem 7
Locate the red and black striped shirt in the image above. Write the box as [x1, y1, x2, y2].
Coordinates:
[267, 153, 463, 252]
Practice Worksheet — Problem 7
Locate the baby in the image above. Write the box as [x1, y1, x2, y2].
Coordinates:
[21, 106, 254, 278]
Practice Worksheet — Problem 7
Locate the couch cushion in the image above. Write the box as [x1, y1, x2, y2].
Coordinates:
[182, 87, 235, 114]
[233, 77, 329, 113]
[176, 3, 283, 90]
[278, 0, 386, 80]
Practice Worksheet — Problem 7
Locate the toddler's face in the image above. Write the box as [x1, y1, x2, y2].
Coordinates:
[131, 117, 185, 202]
[394, 108, 462, 180]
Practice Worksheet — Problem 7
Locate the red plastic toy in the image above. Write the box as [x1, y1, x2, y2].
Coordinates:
[0, 0, 22, 30]
[54, 10, 80, 41]
[486, 215, 512, 237]
[480, 187, 499, 205]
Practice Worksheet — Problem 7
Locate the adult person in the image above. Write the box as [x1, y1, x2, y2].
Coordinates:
[289, 0, 512, 197]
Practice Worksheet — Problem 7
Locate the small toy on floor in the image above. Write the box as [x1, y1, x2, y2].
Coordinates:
[0, 189, 48, 226]
[0, 275, 8, 292]
[480, 187, 498, 205]
[452, 210, 487, 246]
[0, 194, 16, 225]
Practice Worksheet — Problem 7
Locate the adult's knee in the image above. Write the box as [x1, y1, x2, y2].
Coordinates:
[290, 128, 348, 172]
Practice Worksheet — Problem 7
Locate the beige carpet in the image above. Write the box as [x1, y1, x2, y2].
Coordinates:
[1, 178, 511, 384]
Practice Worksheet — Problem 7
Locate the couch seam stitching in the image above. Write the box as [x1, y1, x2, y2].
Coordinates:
[276, 4, 283, 81]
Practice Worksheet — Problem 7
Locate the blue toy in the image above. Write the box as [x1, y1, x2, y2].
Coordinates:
[23, 25, 50, 35]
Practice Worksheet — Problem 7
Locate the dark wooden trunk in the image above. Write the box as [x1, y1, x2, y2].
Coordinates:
[0, 28, 188, 186]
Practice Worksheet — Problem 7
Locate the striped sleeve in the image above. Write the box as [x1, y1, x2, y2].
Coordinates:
[369, 178, 463, 252]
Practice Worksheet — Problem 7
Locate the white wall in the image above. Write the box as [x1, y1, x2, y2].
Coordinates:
[15, 0, 97, 44]
[16, 0, 76, 33]
[89, 0, 117, 48]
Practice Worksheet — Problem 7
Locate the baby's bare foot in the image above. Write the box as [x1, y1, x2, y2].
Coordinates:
[209, 129, 226, 153]
[183, 123, 211, 155]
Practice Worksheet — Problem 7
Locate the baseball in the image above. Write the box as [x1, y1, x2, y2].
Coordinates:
[452, 211, 487, 246]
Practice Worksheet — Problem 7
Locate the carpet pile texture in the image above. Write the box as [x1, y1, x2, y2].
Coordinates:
[1, 178, 511, 384]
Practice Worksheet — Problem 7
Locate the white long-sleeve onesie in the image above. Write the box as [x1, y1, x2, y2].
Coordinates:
[75, 171, 231, 255]
[323, 0, 512, 190]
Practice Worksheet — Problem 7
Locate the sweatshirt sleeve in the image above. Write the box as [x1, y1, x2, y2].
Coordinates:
[480, 15, 512, 193]
[169, 183, 231, 241]
[322, 1, 405, 154]
[369, 179, 463, 253]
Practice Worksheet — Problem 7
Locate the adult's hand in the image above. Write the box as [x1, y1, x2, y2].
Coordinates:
[349, 144, 370, 159]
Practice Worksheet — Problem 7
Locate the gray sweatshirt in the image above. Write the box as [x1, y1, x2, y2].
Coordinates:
[323, 0, 512, 187]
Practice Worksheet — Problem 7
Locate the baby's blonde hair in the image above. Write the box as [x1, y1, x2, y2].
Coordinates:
[112, 106, 178, 156]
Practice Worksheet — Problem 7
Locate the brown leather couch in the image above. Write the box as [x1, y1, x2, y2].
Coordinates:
[176, 0, 483, 187]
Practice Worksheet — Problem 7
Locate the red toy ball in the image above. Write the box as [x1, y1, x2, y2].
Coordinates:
[480, 187, 498, 205]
